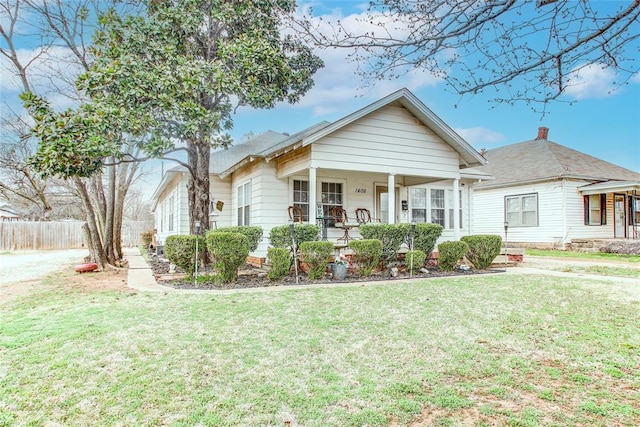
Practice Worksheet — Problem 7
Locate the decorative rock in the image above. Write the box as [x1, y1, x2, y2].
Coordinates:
[419, 268, 429, 274]
[257, 272, 268, 278]
[389, 267, 399, 278]
[169, 263, 176, 273]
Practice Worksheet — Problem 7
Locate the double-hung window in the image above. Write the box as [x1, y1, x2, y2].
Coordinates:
[293, 179, 309, 221]
[237, 182, 251, 226]
[411, 188, 427, 223]
[447, 189, 462, 229]
[505, 193, 538, 227]
[584, 194, 606, 225]
[430, 189, 445, 227]
[321, 182, 342, 227]
[168, 195, 174, 232]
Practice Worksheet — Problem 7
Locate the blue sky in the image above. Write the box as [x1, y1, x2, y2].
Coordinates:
[1, 0, 638, 199]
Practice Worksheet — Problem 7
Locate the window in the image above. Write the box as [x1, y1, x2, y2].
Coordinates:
[448, 189, 463, 229]
[168, 195, 174, 232]
[505, 193, 538, 227]
[237, 182, 251, 226]
[411, 188, 427, 223]
[321, 182, 342, 227]
[430, 189, 445, 226]
[584, 194, 606, 225]
[293, 179, 309, 221]
[630, 196, 640, 226]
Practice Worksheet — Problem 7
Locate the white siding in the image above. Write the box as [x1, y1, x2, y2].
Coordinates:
[154, 173, 189, 245]
[311, 104, 460, 179]
[473, 179, 617, 244]
[210, 176, 232, 229]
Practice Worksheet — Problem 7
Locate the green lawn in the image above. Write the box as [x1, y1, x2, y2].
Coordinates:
[526, 248, 640, 263]
[1, 272, 639, 426]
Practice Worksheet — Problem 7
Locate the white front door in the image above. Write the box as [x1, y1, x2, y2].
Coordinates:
[614, 194, 626, 238]
[376, 186, 400, 224]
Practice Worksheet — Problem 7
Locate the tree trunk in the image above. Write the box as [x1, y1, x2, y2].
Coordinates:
[104, 161, 116, 262]
[187, 140, 210, 235]
[74, 177, 108, 268]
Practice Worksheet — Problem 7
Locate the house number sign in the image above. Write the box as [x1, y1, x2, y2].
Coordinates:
[354, 188, 367, 194]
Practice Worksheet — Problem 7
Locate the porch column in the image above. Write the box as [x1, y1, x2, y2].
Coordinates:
[309, 167, 317, 223]
[388, 173, 395, 224]
[453, 178, 460, 240]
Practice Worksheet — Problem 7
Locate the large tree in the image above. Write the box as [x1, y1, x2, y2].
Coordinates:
[2, 0, 143, 267]
[297, 0, 640, 107]
[82, 0, 323, 234]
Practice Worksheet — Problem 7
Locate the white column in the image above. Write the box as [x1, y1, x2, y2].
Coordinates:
[309, 167, 317, 224]
[453, 178, 460, 240]
[388, 173, 395, 224]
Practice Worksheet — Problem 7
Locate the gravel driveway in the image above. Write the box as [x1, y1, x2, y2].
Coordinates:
[0, 249, 90, 286]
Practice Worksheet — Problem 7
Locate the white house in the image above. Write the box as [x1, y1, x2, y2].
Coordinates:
[472, 127, 640, 248]
[151, 88, 490, 256]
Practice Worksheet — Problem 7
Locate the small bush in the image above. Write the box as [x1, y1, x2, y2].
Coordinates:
[211, 226, 263, 252]
[165, 235, 205, 275]
[267, 247, 291, 281]
[348, 239, 383, 276]
[461, 234, 502, 269]
[141, 230, 154, 247]
[299, 241, 333, 280]
[269, 224, 320, 249]
[413, 223, 444, 258]
[359, 224, 410, 266]
[404, 250, 426, 273]
[438, 241, 469, 272]
[206, 232, 249, 284]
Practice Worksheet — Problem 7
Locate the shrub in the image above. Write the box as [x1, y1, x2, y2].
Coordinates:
[413, 223, 444, 257]
[210, 226, 263, 252]
[437, 241, 469, 272]
[404, 250, 426, 273]
[461, 234, 502, 269]
[348, 239, 383, 276]
[269, 224, 320, 248]
[267, 247, 291, 281]
[299, 241, 333, 280]
[359, 224, 410, 266]
[206, 232, 250, 284]
[165, 235, 205, 275]
[141, 230, 154, 247]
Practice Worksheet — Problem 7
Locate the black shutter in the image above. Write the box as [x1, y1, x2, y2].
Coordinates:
[600, 194, 607, 225]
[583, 195, 589, 225]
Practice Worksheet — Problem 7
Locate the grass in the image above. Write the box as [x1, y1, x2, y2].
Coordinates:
[526, 248, 640, 263]
[1, 272, 639, 426]
[559, 265, 640, 278]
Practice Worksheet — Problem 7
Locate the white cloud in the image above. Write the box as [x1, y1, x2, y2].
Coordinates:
[562, 63, 620, 100]
[454, 127, 505, 146]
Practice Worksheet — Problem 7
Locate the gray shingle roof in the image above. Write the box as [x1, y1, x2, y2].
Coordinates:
[476, 137, 640, 188]
[209, 130, 289, 175]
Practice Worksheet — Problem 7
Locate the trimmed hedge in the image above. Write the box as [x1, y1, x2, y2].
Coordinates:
[413, 223, 444, 257]
[404, 250, 426, 273]
[299, 241, 333, 280]
[210, 226, 263, 252]
[461, 234, 502, 270]
[165, 235, 205, 275]
[206, 232, 250, 284]
[269, 224, 320, 249]
[267, 247, 291, 281]
[359, 224, 410, 266]
[348, 239, 383, 276]
[438, 240, 469, 272]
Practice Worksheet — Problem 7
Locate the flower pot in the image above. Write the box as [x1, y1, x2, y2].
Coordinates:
[330, 263, 348, 280]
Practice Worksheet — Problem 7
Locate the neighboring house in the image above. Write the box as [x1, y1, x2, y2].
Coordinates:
[472, 127, 640, 248]
[0, 205, 20, 221]
[151, 88, 490, 256]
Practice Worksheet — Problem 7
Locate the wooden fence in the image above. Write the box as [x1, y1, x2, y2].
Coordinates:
[0, 220, 153, 251]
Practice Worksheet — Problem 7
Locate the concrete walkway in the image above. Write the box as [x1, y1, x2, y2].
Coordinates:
[123, 248, 639, 296]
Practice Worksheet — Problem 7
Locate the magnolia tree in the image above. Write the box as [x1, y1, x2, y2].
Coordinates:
[81, 0, 323, 234]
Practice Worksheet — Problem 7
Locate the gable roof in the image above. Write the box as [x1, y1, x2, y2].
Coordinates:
[476, 133, 640, 189]
[211, 88, 486, 178]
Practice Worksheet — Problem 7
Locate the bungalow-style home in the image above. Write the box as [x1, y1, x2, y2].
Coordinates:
[472, 127, 640, 248]
[151, 88, 491, 256]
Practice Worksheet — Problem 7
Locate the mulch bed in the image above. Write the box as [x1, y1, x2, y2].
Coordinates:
[147, 256, 504, 291]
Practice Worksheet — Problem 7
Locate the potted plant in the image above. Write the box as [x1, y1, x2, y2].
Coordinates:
[330, 254, 350, 280]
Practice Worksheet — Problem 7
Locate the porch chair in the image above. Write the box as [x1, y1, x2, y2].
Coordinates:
[287, 205, 304, 223]
[330, 207, 359, 243]
[355, 208, 380, 224]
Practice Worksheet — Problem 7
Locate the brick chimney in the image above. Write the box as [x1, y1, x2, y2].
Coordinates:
[536, 127, 549, 140]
